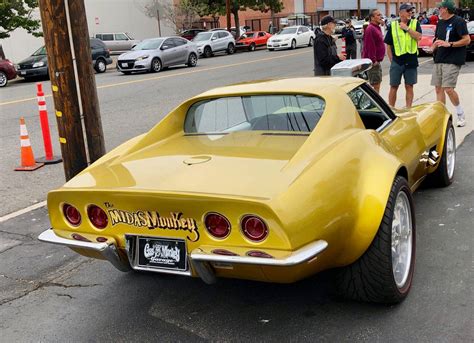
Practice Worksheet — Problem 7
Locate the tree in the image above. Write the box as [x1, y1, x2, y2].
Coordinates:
[161, 0, 203, 33]
[0, 0, 42, 39]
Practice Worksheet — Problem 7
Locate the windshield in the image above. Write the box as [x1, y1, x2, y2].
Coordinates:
[32, 46, 47, 56]
[125, 33, 134, 39]
[240, 32, 256, 39]
[422, 27, 435, 36]
[132, 39, 163, 50]
[278, 28, 297, 35]
[193, 32, 213, 42]
[184, 95, 326, 133]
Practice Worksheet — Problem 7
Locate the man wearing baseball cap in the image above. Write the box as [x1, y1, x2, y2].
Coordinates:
[431, 0, 470, 127]
[314, 15, 346, 76]
[384, 3, 422, 108]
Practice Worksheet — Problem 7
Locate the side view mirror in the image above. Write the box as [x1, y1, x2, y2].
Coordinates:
[211, 36, 217, 41]
[161, 45, 169, 50]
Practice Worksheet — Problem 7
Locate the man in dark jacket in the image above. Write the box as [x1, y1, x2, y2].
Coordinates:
[314, 15, 346, 76]
[341, 19, 357, 59]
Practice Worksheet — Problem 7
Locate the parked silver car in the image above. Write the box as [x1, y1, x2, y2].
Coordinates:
[193, 30, 235, 58]
[117, 37, 198, 74]
[94, 33, 140, 53]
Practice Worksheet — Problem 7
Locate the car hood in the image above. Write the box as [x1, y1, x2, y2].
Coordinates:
[18, 55, 47, 65]
[119, 50, 156, 60]
[64, 132, 308, 200]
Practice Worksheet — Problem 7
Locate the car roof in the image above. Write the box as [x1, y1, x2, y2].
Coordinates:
[193, 77, 365, 99]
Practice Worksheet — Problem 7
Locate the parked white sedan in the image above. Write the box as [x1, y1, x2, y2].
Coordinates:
[267, 26, 315, 50]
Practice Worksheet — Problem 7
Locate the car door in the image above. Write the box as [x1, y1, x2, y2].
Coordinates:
[90, 39, 100, 63]
[217, 32, 228, 51]
[114, 33, 130, 51]
[257, 32, 266, 46]
[101, 33, 115, 51]
[172, 38, 189, 64]
[160, 38, 178, 66]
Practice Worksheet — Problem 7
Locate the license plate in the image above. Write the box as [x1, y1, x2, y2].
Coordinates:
[137, 237, 187, 271]
[20, 71, 26, 75]
[121, 63, 128, 67]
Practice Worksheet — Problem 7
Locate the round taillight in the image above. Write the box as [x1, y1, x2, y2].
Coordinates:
[87, 205, 108, 229]
[247, 250, 273, 258]
[241, 215, 268, 242]
[204, 213, 231, 239]
[212, 249, 238, 256]
[63, 204, 81, 226]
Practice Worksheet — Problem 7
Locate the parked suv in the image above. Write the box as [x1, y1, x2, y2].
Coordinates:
[16, 38, 112, 80]
[94, 32, 140, 52]
[193, 30, 235, 57]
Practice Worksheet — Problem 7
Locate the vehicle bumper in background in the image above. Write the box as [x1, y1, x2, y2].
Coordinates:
[116, 59, 150, 72]
[267, 43, 290, 49]
[38, 228, 328, 284]
[105, 57, 113, 65]
[17, 67, 48, 78]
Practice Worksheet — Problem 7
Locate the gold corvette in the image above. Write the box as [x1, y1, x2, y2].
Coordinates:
[39, 76, 455, 304]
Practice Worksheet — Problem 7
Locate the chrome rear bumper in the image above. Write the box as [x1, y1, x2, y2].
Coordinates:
[38, 228, 328, 284]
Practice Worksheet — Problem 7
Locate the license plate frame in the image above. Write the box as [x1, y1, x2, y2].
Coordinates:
[136, 236, 188, 272]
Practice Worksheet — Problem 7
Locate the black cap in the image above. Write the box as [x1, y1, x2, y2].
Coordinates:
[321, 15, 336, 26]
[399, 3, 414, 11]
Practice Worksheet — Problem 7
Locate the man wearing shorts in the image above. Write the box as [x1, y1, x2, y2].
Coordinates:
[362, 9, 385, 93]
[431, 0, 470, 127]
[384, 3, 422, 108]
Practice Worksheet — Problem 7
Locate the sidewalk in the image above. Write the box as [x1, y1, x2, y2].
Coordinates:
[379, 59, 473, 146]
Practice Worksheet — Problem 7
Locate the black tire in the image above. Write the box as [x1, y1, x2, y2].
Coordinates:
[427, 120, 455, 187]
[94, 58, 107, 73]
[268, 48, 274, 51]
[291, 39, 296, 50]
[248, 43, 256, 51]
[0, 71, 7, 87]
[227, 43, 235, 54]
[150, 58, 162, 72]
[203, 46, 212, 58]
[335, 176, 416, 304]
[308, 37, 314, 47]
[187, 53, 198, 67]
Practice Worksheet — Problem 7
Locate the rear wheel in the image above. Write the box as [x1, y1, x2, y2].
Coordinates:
[94, 58, 107, 73]
[248, 43, 256, 51]
[187, 53, 198, 67]
[427, 120, 455, 187]
[203, 46, 212, 58]
[0, 71, 7, 87]
[150, 58, 162, 72]
[336, 176, 416, 303]
[227, 43, 235, 54]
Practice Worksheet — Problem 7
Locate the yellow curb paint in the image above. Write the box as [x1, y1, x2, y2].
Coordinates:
[0, 50, 310, 107]
[55, 110, 62, 117]
[59, 137, 67, 143]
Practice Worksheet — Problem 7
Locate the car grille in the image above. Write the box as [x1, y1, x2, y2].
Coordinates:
[18, 64, 33, 70]
[272, 39, 281, 43]
[118, 60, 135, 69]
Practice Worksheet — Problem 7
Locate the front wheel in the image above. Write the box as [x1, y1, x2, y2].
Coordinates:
[187, 53, 198, 67]
[150, 58, 162, 72]
[290, 39, 296, 50]
[203, 46, 212, 58]
[94, 59, 107, 73]
[248, 43, 256, 52]
[227, 43, 235, 54]
[308, 37, 314, 47]
[0, 71, 7, 87]
[336, 176, 416, 304]
[427, 119, 455, 187]
[268, 48, 274, 51]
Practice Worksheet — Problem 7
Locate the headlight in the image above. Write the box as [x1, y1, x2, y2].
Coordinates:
[15, 64, 20, 70]
[32, 61, 45, 68]
[135, 55, 149, 61]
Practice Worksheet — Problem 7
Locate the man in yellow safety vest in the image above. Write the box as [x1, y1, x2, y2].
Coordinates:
[384, 3, 422, 108]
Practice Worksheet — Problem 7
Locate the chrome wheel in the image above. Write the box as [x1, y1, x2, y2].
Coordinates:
[96, 60, 106, 73]
[291, 40, 296, 49]
[0, 71, 7, 87]
[391, 190, 413, 289]
[446, 126, 455, 180]
[188, 53, 197, 67]
[151, 58, 161, 72]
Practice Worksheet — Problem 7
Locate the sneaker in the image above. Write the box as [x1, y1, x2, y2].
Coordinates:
[457, 113, 466, 127]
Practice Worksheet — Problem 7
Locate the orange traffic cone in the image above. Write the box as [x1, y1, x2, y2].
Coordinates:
[14, 117, 44, 171]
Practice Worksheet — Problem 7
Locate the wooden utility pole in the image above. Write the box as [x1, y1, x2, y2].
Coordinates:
[38, 0, 105, 180]
[226, 0, 231, 31]
[357, 0, 361, 19]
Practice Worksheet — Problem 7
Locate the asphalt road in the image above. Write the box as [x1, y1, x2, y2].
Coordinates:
[0, 132, 472, 341]
[0, 45, 432, 216]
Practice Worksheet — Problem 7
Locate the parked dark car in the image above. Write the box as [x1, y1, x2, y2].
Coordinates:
[16, 38, 113, 80]
[0, 59, 17, 87]
[180, 29, 206, 41]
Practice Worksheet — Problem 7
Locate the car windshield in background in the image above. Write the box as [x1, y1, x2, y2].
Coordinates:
[132, 39, 163, 50]
[184, 95, 326, 133]
[468, 23, 474, 34]
[193, 32, 213, 41]
[279, 28, 297, 35]
[422, 28, 435, 36]
[240, 32, 256, 39]
[32, 46, 47, 56]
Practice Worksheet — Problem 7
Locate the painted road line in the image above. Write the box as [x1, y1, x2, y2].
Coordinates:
[0, 50, 311, 107]
[0, 201, 47, 223]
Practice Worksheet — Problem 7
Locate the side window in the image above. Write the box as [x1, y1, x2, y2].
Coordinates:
[347, 87, 391, 130]
[162, 39, 176, 49]
[302, 27, 309, 32]
[173, 38, 187, 46]
[258, 32, 266, 37]
[297, 27, 303, 33]
[102, 34, 113, 41]
[95, 34, 102, 40]
[115, 33, 128, 41]
[218, 31, 228, 39]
